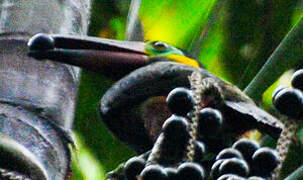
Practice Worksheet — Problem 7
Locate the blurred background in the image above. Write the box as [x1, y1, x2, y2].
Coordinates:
[70, 0, 303, 179]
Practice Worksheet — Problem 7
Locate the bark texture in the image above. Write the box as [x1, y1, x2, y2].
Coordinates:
[0, 0, 90, 179]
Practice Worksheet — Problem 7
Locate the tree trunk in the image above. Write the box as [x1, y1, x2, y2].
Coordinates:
[0, 0, 90, 179]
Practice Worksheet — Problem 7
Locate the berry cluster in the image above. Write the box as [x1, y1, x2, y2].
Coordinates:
[211, 139, 279, 179]
[273, 69, 303, 119]
[124, 156, 206, 180]
[115, 86, 280, 180]
[121, 87, 209, 180]
[166, 87, 224, 152]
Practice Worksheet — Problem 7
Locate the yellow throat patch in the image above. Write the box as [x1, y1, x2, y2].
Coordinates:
[166, 54, 200, 68]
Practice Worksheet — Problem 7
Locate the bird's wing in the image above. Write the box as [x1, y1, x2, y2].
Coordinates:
[225, 101, 284, 138]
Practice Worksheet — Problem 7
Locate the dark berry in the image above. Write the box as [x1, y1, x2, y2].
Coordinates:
[140, 165, 167, 180]
[198, 108, 223, 135]
[164, 168, 178, 180]
[216, 148, 243, 160]
[177, 162, 205, 180]
[232, 138, 259, 163]
[166, 87, 194, 116]
[292, 69, 303, 91]
[252, 147, 280, 177]
[210, 159, 224, 179]
[28, 33, 55, 51]
[162, 115, 189, 142]
[219, 158, 249, 177]
[124, 157, 146, 180]
[273, 87, 303, 119]
[272, 86, 287, 100]
[248, 176, 265, 180]
[194, 141, 206, 162]
[217, 174, 245, 180]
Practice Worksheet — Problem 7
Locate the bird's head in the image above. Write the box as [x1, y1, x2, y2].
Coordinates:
[27, 34, 201, 79]
[144, 41, 200, 68]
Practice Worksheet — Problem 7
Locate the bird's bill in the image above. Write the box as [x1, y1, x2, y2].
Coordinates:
[27, 34, 148, 78]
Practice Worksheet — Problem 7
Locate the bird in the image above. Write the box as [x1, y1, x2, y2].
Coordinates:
[27, 33, 283, 154]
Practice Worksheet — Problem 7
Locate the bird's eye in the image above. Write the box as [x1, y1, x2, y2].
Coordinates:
[152, 41, 169, 51]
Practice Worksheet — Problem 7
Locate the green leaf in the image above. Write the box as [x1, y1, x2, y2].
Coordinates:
[71, 134, 106, 180]
[139, 0, 217, 48]
[245, 17, 303, 102]
[285, 165, 303, 180]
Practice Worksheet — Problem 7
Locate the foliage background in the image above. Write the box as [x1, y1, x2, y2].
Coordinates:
[70, 0, 303, 179]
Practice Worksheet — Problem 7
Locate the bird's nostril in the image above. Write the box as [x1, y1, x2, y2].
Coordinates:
[28, 33, 55, 51]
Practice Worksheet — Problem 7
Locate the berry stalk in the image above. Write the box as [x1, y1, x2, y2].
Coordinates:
[146, 134, 164, 165]
[273, 119, 297, 179]
[187, 71, 203, 161]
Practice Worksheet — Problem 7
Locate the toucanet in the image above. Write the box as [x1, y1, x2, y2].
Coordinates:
[28, 34, 283, 153]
